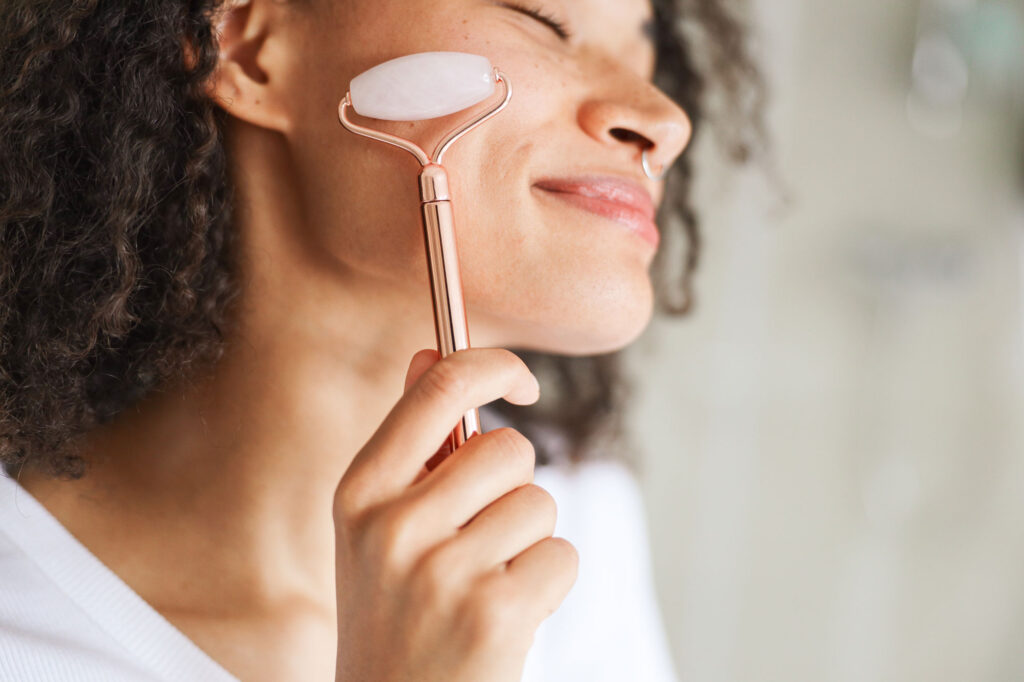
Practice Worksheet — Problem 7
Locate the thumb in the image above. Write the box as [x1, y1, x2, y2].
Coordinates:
[403, 348, 453, 485]
[404, 348, 441, 394]
[401, 348, 487, 477]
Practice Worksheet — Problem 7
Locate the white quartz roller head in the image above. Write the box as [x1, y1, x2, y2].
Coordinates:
[349, 52, 496, 121]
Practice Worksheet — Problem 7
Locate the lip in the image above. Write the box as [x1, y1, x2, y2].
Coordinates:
[532, 176, 660, 248]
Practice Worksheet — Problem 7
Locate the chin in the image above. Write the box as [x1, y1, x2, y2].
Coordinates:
[472, 283, 655, 356]
[555, 306, 653, 355]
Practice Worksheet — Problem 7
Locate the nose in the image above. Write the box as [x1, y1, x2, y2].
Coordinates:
[577, 76, 693, 181]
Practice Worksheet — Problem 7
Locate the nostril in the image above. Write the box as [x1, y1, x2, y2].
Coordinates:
[609, 127, 652, 147]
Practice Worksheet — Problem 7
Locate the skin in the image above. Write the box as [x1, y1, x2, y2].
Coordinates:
[17, 0, 691, 679]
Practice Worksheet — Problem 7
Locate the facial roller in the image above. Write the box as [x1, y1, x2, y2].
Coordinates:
[338, 52, 512, 457]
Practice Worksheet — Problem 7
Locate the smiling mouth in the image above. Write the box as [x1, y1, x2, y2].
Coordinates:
[532, 176, 660, 248]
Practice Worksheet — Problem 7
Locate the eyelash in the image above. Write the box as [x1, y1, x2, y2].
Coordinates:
[502, 2, 572, 41]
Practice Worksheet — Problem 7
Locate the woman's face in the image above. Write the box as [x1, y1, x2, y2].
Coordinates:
[266, 0, 692, 355]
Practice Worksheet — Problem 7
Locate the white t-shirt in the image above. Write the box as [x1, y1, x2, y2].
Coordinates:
[0, 460, 679, 681]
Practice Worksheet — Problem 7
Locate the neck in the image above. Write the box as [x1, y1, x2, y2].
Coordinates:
[16, 122, 443, 615]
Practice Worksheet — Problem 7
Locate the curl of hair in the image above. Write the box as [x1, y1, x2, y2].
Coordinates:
[0, 0, 237, 477]
[0, 0, 766, 478]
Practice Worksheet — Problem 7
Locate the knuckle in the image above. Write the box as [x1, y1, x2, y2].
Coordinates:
[333, 485, 378, 544]
[411, 546, 450, 598]
[361, 503, 417, 569]
[464, 578, 522, 644]
[332, 483, 361, 524]
[332, 471, 376, 525]
[487, 428, 536, 480]
[418, 360, 467, 405]
[495, 347, 528, 371]
[519, 483, 557, 529]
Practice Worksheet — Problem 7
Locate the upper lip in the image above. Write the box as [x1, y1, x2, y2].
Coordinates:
[532, 175, 657, 220]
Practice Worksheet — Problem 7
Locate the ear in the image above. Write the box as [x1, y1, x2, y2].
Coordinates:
[207, 0, 292, 133]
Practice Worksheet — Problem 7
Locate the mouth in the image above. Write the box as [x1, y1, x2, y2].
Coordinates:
[532, 175, 660, 248]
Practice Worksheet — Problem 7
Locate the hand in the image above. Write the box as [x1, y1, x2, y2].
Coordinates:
[332, 348, 579, 682]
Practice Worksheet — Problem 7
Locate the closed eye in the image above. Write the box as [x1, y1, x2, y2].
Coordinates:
[496, 1, 572, 41]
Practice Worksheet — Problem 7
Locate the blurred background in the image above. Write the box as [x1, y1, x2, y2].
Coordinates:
[624, 0, 1024, 680]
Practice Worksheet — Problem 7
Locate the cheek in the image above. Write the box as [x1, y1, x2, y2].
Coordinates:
[287, 130, 427, 286]
[447, 144, 657, 352]
[282, 18, 654, 351]
[288, 77, 544, 287]
[283, 6, 576, 283]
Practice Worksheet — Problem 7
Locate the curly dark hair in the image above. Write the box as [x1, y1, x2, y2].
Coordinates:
[0, 0, 767, 479]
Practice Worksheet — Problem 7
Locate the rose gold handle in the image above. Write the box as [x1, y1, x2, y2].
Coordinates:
[337, 71, 512, 461]
[420, 165, 481, 458]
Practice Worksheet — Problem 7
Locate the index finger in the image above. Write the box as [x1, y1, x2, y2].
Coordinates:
[340, 347, 539, 509]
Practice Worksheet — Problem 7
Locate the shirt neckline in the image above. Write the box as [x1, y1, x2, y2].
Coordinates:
[0, 469, 239, 682]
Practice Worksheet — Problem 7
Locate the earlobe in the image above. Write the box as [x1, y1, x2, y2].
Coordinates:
[206, 0, 292, 133]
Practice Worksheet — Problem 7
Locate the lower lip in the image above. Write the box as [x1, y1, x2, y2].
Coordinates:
[534, 188, 660, 248]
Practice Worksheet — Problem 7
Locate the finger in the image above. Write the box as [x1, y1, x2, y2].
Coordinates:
[345, 348, 539, 504]
[504, 536, 579, 628]
[404, 427, 535, 534]
[425, 483, 556, 584]
[423, 435, 454, 473]
[410, 431, 454, 487]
